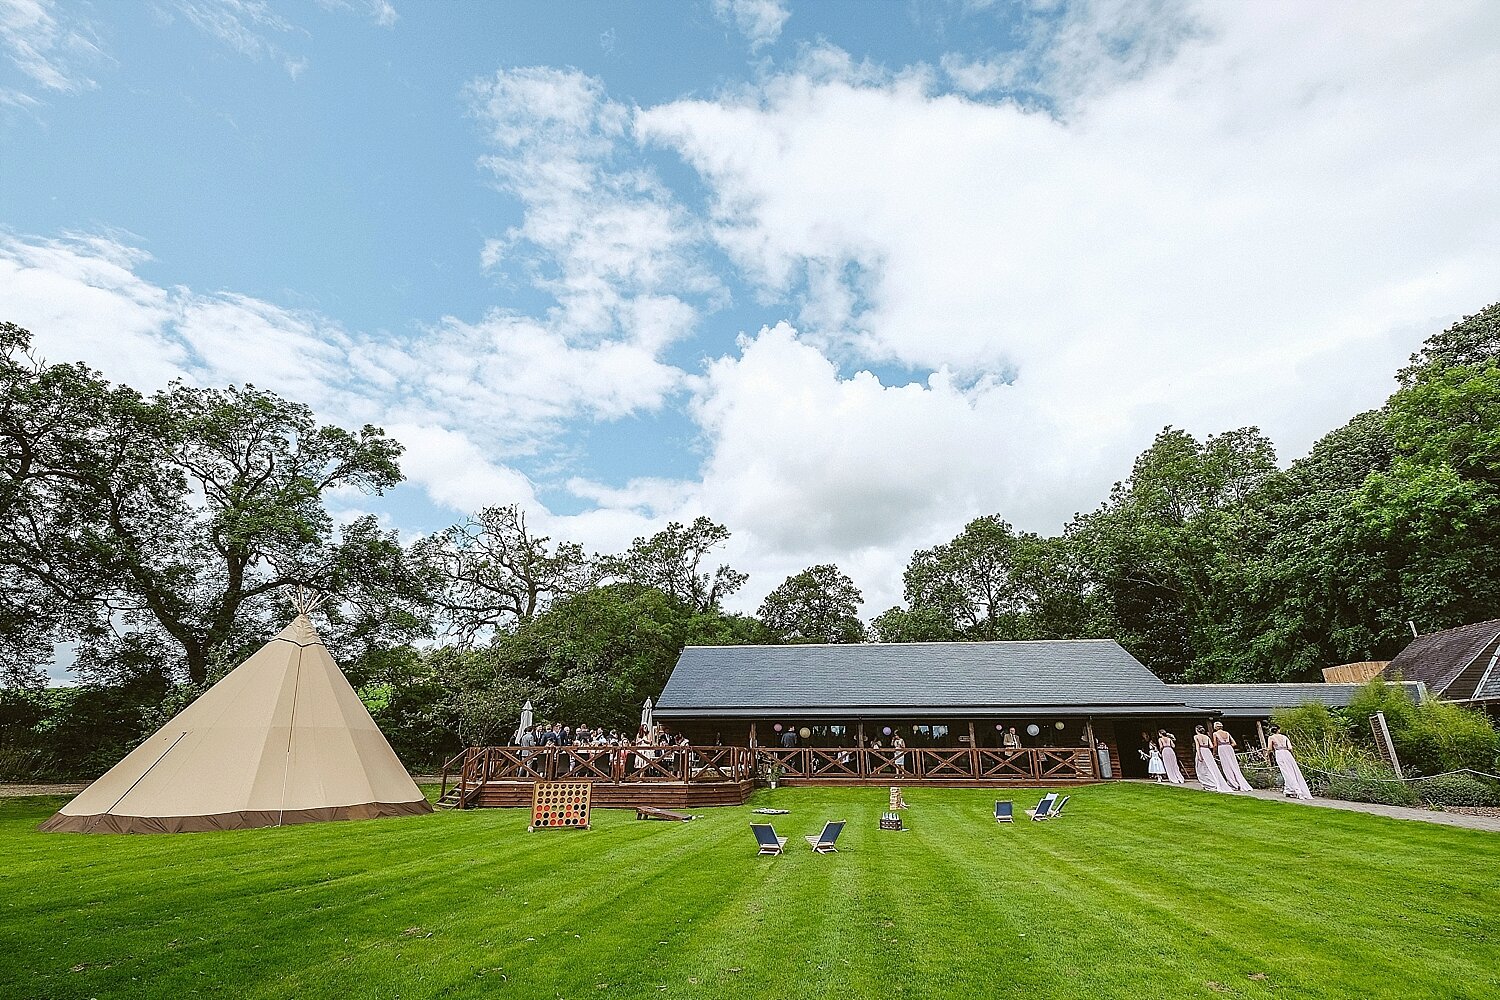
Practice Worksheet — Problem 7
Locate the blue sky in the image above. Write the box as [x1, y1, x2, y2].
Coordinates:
[4, 0, 1500, 659]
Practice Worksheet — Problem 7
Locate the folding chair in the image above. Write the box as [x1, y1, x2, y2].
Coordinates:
[751, 822, 787, 855]
[804, 820, 846, 853]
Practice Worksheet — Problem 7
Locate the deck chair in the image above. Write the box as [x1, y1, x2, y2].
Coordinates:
[1049, 794, 1071, 819]
[1024, 793, 1057, 821]
[751, 822, 787, 855]
[805, 820, 846, 853]
[994, 800, 1014, 823]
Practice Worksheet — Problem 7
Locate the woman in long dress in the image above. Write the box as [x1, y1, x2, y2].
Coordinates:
[1267, 725, 1313, 799]
[1157, 730, 1185, 784]
[1212, 722, 1252, 791]
[1192, 725, 1228, 792]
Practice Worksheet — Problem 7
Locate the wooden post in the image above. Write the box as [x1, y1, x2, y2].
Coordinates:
[1256, 719, 1268, 750]
[968, 720, 979, 776]
[748, 722, 757, 750]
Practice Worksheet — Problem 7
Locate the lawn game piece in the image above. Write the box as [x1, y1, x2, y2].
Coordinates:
[889, 786, 908, 810]
[635, 805, 695, 821]
[529, 781, 591, 831]
[880, 811, 904, 831]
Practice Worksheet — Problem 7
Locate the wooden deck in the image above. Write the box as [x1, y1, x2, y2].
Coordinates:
[440, 744, 1102, 810]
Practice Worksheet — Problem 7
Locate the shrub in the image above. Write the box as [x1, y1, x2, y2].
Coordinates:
[1324, 773, 1419, 807]
[1348, 680, 1500, 775]
[1418, 773, 1499, 808]
[1242, 762, 1281, 790]
[1272, 702, 1344, 745]
[1295, 734, 1417, 804]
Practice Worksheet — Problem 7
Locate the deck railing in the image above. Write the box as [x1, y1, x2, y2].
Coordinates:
[755, 746, 1095, 783]
[440, 744, 1095, 801]
[440, 745, 758, 803]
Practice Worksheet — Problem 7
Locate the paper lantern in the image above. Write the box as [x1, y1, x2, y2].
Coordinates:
[773, 723, 782, 732]
[995, 724, 1004, 731]
[799, 727, 811, 739]
[1055, 721, 1066, 730]
[882, 727, 892, 736]
[1026, 724, 1040, 737]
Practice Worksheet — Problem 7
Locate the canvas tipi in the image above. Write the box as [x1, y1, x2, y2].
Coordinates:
[41, 610, 432, 834]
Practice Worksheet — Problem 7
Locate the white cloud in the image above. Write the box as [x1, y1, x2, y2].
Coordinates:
[636, 2, 1500, 559]
[171, 0, 396, 78]
[8, 3, 1500, 622]
[468, 67, 718, 342]
[0, 0, 103, 107]
[712, 0, 790, 52]
[945, 0, 1201, 109]
[0, 230, 685, 548]
[317, 0, 398, 28]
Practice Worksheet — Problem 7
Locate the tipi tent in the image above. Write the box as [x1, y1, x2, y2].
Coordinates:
[41, 614, 432, 834]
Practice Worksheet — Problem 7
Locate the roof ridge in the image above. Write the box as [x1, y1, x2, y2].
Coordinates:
[683, 639, 1120, 650]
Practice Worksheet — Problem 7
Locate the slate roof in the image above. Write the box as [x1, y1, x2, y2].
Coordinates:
[1171, 682, 1424, 717]
[1383, 620, 1500, 697]
[1476, 663, 1500, 702]
[655, 641, 1192, 716]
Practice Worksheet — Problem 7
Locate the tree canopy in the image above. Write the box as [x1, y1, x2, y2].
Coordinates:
[758, 564, 866, 643]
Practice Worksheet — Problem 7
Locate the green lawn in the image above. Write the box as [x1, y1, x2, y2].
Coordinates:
[1, 784, 1496, 1000]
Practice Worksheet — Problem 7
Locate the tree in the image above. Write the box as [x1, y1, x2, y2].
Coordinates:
[1216, 410, 1403, 678]
[758, 564, 866, 643]
[1397, 302, 1500, 384]
[0, 322, 114, 686]
[1357, 306, 1500, 633]
[870, 605, 960, 643]
[1070, 426, 1278, 680]
[0, 322, 413, 684]
[415, 504, 595, 646]
[604, 516, 747, 612]
[902, 515, 1025, 639]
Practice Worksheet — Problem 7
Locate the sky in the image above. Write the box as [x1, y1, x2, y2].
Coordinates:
[4, 0, 1500, 672]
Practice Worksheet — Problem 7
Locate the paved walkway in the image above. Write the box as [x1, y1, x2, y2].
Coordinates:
[1130, 779, 1500, 833]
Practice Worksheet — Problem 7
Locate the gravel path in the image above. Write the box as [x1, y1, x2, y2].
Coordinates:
[0, 784, 87, 798]
[1131, 778, 1500, 833]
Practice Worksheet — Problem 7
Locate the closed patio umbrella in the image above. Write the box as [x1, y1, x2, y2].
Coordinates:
[514, 700, 534, 744]
[641, 696, 654, 731]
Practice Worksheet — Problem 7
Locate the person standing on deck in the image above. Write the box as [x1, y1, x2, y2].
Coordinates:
[892, 732, 908, 776]
[1193, 725, 1228, 792]
[1158, 730, 1185, 784]
[1003, 726, 1021, 749]
[1212, 722, 1252, 791]
[1267, 725, 1314, 799]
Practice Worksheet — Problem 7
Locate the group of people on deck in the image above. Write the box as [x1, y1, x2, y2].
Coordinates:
[1143, 722, 1313, 799]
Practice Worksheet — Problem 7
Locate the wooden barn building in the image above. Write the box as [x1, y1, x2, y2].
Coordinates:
[653, 641, 1406, 783]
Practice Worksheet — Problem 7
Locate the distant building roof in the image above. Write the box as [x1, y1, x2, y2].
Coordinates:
[656, 640, 1192, 717]
[1171, 682, 1425, 718]
[1383, 620, 1500, 700]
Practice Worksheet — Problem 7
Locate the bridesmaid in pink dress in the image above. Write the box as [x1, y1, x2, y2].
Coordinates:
[1157, 729, 1185, 784]
[1267, 725, 1313, 799]
[1212, 722, 1252, 791]
[1192, 725, 1228, 792]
